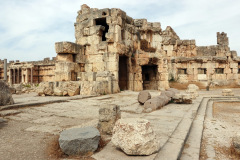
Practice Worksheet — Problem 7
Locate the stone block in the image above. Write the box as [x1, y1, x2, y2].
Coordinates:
[114, 25, 122, 42]
[107, 61, 118, 71]
[55, 41, 82, 54]
[92, 62, 106, 72]
[106, 32, 115, 42]
[173, 93, 192, 104]
[85, 63, 93, 72]
[222, 89, 234, 96]
[67, 87, 80, 96]
[112, 118, 159, 155]
[98, 104, 121, 135]
[0, 80, 14, 106]
[57, 54, 73, 62]
[83, 28, 90, 36]
[59, 127, 100, 156]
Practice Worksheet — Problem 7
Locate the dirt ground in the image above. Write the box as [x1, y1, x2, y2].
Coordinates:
[0, 120, 55, 160]
[200, 102, 240, 160]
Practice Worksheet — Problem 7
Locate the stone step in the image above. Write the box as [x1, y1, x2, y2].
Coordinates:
[179, 97, 210, 160]
[154, 97, 203, 160]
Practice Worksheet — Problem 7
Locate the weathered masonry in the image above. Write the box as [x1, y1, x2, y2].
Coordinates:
[0, 58, 56, 84]
[1, 4, 239, 95]
[54, 4, 240, 95]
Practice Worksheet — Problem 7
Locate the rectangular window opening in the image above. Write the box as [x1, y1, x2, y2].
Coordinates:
[177, 68, 187, 74]
[95, 18, 109, 41]
[198, 68, 207, 74]
[215, 68, 224, 74]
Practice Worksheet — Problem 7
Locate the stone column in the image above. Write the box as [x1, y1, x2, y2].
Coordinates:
[4, 59, 7, 81]
[21, 69, 24, 83]
[31, 68, 33, 84]
[9, 69, 12, 84]
[17, 68, 19, 84]
[26, 68, 29, 83]
[13, 69, 15, 84]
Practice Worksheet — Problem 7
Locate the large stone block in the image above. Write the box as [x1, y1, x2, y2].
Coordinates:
[55, 41, 82, 54]
[67, 87, 80, 96]
[0, 80, 14, 106]
[59, 127, 100, 156]
[112, 118, 159, 155]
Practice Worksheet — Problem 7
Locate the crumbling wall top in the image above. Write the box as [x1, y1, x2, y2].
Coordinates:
[217, 32, 229, 46]
[162, 26, 180, 40]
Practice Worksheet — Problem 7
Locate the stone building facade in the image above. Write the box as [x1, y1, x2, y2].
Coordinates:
[0, 58, 56, 84]
[0, 4, 239, 95]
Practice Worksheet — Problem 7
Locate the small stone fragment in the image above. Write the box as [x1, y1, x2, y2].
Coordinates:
[222, 89, 234, 96]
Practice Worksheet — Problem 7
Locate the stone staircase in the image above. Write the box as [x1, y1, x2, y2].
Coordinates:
[154, 96, 240, 160]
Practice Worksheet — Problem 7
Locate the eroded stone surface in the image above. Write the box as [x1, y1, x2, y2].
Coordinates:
[97, 104, 121, 135]
[36, 81, 80, 96]
[173, 93, 192, 104]
[186, 84, 199, 99]
[0, 80, 14, 106]
[222, 89, 234, 96]
[59, 127, 100, 156]
[138, 91, 151, 104]
[111, 118, 159, 155]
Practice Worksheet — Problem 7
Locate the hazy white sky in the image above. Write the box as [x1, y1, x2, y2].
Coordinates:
[0, 0, 240, 61]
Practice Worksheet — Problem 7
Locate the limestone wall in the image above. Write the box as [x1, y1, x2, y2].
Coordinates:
[53, 4, 240, 95]
[3, 4, 239, 95]
[4, 58, 56, 84]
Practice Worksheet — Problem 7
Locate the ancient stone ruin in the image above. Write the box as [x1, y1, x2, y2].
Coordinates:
[0, 4, 239, 96]
[0, 80, 14, 106]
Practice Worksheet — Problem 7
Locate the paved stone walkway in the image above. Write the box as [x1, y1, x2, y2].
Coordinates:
[1, 89, 240, 159]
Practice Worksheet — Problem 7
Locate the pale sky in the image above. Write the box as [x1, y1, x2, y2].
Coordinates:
[0, 0, 240, 61]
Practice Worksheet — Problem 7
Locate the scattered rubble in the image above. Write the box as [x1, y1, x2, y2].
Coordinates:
[222, 89, 234, 96]
[59, 127, 100, 156]
[36, 81, 80, 96]
[112, 118, 159, 155]
[186, 84, 199, 99]
[173, 93, 192, 104]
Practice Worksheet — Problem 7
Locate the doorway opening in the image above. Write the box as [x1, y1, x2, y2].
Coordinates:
[95, 18, 109, 41]
[119, 56, 128, 91]
[142, 65, 158, 90]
